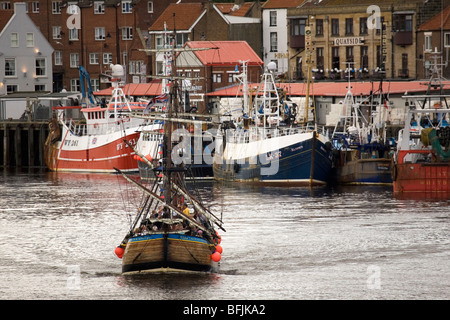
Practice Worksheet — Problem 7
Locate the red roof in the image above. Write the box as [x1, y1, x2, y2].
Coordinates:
[185, 41, 263, 66]
[216, 2, 254, 16]
[0, 9, 13, 31]
[94, 82, 163, 96]
[263, 0, 304, 9]
[206, 81, 450, 97]
[149, 3, 205, 31]
[418, 5, 450, 31]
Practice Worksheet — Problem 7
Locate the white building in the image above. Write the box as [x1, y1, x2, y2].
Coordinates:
[0, 2, 54, 95]
[262, 0, 304, 74]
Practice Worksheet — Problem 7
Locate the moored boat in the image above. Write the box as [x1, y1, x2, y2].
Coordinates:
[44, 65, 146, 173]
[393, 107, 450, 197]
[330, 74, 394, 185]
[213, 62, 333, 186]
[393, 50, 450, 198]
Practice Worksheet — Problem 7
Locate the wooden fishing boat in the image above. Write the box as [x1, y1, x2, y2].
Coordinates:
[114, 34, 225, 274]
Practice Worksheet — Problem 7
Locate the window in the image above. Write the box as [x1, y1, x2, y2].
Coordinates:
[95, 27, 106, 40]
[89, 53, 99, 64]
[122, 27, 133, 40]
[376, 17, 385, 36]
[316, 47, 324, 70]
[5, 58, 16, 77]
[228, 73, 235, 83]
[103, 53, 112, 64]
[35, 58, 46, 77]
[331, 19, 339, 36]
[270, 11, 277, 27]
[332, 47, 339, 70]
[424, 33, 432, 52]
[32, 2, 39, 13]
[10, 33, 18, 47]
[35, 85, 46, 91]
[70, 79, 80, 92]
[26, 33, 34, 47]
[70, 53, 79, 68]
[52, 1, 61, 14]
[0, 2, 11, 9]
[445, 33, 450, 47]
[175, 33, 187, 47]
[121, 1, 132, 13]
[270, 32, 277, 52]
[69, 29, 79, 40]
[394, 14, 412, 32]
[53, 26, 62, 39]
[376, 45, 383, 69]
[6, 85, 18, 93]
[94, 1, 104, 14]
[54, 51, 62, 65]
[345, 18, 353, 35]
[67, 3, 79, 14]
[90, 79, 100, 92]
[315, 19, 323, 36]
[346, 46, 354, 63]
[147, 1, 153, 13]
[213, 73, 222, 83]
[129, 60, 144, 74]
[360, 17, 368, 35]
[290, 19, 305, 36]
[360, 46, 368, 71]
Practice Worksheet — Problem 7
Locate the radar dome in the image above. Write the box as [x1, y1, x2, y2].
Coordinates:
[110, 64, 124, 77]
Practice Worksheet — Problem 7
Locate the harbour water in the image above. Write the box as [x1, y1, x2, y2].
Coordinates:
[0, 170, 448, 300]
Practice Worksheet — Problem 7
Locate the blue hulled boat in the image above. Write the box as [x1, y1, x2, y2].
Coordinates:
[213, 62, 333, 186]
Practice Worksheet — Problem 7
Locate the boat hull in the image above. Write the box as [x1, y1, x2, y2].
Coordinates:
[122, 233, 213, 274]
[213, 132, 333, 186]
[393, 162, 450, 195]
[334, 158, 393, 185]
[45, 127, 139, 173]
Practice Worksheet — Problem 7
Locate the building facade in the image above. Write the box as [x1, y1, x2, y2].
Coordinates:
[261, 0, 304, 75]
[416, 5, 450, 79]
[287, 0, 449, 81]
[0, 2, 53, 95]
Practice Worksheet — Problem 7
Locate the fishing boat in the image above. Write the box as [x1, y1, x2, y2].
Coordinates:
[114, 35, 225, 274]
[393, 50, 450, 198]
[44, 65, 146, 173]
[330, 70, 393, 185]
[213, 61, 333, 186]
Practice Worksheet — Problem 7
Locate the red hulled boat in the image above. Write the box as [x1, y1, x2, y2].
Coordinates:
[45, 65, 146, 173]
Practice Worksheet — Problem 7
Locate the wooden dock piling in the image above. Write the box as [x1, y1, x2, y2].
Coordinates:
[0, 120, 49, 169]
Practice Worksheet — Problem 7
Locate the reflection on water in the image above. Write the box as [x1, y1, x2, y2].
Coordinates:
[0, 169, 449, 300]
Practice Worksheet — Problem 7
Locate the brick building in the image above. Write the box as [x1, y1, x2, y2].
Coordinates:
[416, 5, 450, 79]
[3, 0, 204, 93]
[176, 40, 263, 113]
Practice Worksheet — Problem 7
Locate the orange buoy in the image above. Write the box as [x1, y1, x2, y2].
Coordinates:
[211, 251, 221, 262]
[215, 245, 223, 254]
[115, 246, 124, 259]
